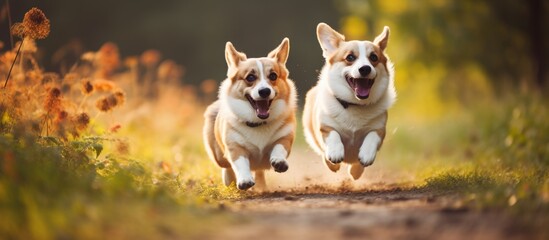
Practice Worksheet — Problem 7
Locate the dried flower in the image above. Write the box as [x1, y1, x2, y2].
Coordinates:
[74, 112, 90, 130]
[44, 87, 62, 113]
[113, 90, 125, 106]
[96, 42, 120, 78]
[81, 80, 94, 95]
[22, 8, 50, 39]
[11, 8, 50, 39]
[49, 88, 61, 98]
[110, 124, 121, 133]
[92, 79, 116, 92]
[56, 110, 69, 121]
[96, 97, 112, 112]
[10, 23, 25, 38]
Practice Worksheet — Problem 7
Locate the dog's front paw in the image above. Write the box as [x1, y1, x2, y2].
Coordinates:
[237, 178, 255, 190]
[325, 143, 345, 164]
[359, 132, 382, 167]
[359, 139, 378, 167]
[271, 158, 289, 173]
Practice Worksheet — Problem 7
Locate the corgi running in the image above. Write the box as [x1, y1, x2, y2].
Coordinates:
[303, 23, 396, 180]
[203, 38, 297, 190]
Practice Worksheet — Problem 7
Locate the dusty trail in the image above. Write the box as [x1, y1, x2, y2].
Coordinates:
[206, 147, 546, 240]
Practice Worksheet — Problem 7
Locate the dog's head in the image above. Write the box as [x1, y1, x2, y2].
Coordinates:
[224, 38, 291, 120]
[317, 23, 392, 104]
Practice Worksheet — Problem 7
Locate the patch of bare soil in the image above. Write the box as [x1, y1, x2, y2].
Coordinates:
[204, 148, 548, 240]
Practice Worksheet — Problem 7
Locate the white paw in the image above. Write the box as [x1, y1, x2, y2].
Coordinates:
[359, 132, 381, 167]
[270, 144, 289, 172]
[232, 156, 255, 190]
[325, 131, 344, 164]
[359, 145, 377, 166]
[270, 157, 289, 173]
[236, 176, 255, 190]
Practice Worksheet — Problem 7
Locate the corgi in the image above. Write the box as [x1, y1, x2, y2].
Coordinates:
[203, 38, 297, 190]
[302, 23, 396, 180]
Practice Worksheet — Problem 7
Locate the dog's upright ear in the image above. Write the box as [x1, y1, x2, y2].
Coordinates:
[268, 38, 290, 65]
[374, 26, 390, 51]
[317, 23, 345, 59]
[225, 42, 247, 68]
[225, 42, 247, 78]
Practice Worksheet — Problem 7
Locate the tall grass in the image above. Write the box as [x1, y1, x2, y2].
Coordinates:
[0, 7, 237, 239]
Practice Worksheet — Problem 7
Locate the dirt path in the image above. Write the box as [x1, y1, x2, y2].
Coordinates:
[206, 147, 546, 240]
[216, 188, 541, 240]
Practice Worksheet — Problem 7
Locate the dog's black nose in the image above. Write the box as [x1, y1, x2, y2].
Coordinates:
[258, 88, 271, 98]
[359, 66, 371, 77]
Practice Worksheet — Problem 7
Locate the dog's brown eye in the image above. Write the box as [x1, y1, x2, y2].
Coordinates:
[369, 53, 378, 62]
[345, 54, 356, 62]
[245, 74, 257, 82]
[268, 72, 278, 81]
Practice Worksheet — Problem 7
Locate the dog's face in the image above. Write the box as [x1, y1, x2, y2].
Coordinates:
[317, 23, 391, 104]
[224, 38, 291, 120]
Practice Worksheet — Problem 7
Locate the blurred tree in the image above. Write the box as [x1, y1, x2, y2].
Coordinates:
[1, 0, 340, 95]
[337, 0, 548, 92]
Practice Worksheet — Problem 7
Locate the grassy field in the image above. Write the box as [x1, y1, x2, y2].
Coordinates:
[1, 7, 548, 240]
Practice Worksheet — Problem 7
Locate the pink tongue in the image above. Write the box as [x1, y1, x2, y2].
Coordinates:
[255, 100, 270, 119]
[355, 79, 372, 99]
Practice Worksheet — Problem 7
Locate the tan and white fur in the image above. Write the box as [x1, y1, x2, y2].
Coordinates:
[303, 23, 396, 180]
[203, 38, 297, 190]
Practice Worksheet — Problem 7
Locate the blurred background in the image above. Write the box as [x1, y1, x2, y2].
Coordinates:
[1, 1, 548, 238]
[5, 0, 547, 99]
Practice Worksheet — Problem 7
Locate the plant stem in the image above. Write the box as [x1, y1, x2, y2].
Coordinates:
[3, 38, 23, 89]
[6, 0, 13, 49]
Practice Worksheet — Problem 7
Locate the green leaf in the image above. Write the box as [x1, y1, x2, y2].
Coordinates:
[92, 143, 103, 158]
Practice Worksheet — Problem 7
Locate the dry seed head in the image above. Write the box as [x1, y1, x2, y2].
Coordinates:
[110, 124, 121, 133]
[96, 42, 120, 78]
[56, 110, 69, 122]
[49, 88, 61, 98]
[81, 80, 94, 95]
[107, 94, 118, 107]
[44, 87, 62, 113]
[96, 97, 112, 112]
[22, 8, 50, 39]
[113, 90, 125, 106]
[74, 112, 90, 130]
[10, 23, 25, 38]
[92, 79, 116, 92]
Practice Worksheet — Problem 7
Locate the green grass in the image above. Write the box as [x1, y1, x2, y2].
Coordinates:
[1, 81, 548, 239]
[397, 93, 549, 214]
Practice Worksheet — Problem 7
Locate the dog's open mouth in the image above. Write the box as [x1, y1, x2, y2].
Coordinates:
[346, 75, 375, 99]
[245, 94, 272, 119]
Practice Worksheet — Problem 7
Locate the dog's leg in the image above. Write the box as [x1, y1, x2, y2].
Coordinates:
[348, 163, 364, 180]
[323, 130, 345, 164]
[324, 159, 341, 172]
[231, 156, 255, 190]
[222, 168, 236, 186]
[358, 131, 381, 167]
[270, 134, 293, 173]
[254, 170, 266, 190]
[270, 144, 289, 173]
